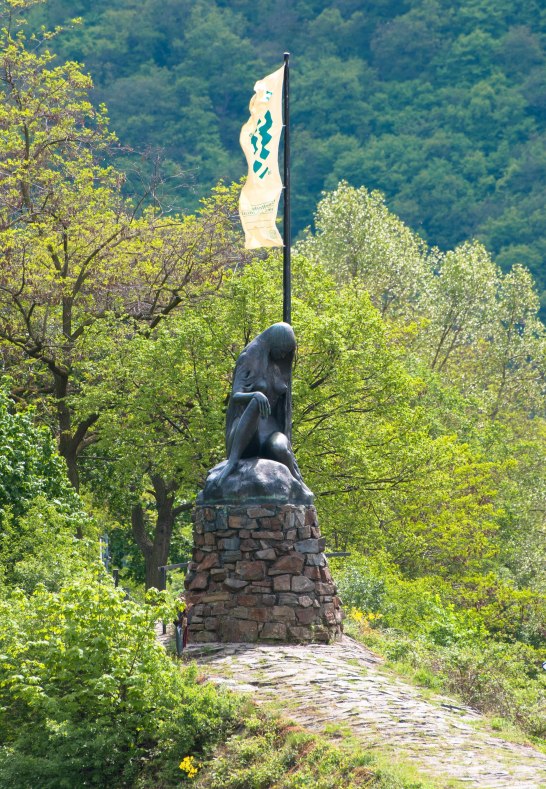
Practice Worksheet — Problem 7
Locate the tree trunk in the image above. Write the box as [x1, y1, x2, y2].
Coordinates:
[52, 370, 98, 506]
[131, 475, 182, 590]
[53, 371, 80, 489]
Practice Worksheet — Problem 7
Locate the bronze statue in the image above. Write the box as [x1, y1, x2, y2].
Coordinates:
[216, 322, 302, 485]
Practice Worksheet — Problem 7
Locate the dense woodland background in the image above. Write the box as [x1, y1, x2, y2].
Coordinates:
[0, 1, 544, 786]
[29, 0, 546, 314]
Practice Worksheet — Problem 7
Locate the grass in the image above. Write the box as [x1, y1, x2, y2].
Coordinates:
[191, 702, 446, 789]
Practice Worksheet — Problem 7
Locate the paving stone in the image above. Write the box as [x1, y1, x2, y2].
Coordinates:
[182, 636, 546, 789]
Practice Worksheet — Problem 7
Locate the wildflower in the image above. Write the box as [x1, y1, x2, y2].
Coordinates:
[179, 755, 200, 779]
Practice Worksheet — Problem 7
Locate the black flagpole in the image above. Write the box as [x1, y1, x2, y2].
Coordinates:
[282, 52, 292, 441]
[283, 51, 291, 325]
[282, 52, 293, 441]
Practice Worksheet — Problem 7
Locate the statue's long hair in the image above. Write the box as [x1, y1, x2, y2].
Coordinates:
[225, 322, 296, 448]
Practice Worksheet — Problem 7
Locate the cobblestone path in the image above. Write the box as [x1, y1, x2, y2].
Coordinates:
[184, 636, 546, 789]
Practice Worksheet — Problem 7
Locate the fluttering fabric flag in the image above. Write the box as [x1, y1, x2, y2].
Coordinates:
[239, 65, 284, 249]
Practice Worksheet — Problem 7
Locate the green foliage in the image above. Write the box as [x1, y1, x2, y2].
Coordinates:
[75, 250, 504, 581]
[23, 0, 546, 312]
[0, 578, 239, 788]
[0, 382, 72, 525]
[0, 496, 96, 593]
[0, 379, 97, 591]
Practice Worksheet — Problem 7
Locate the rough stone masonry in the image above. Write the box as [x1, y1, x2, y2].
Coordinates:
[185, 502, 343, 643]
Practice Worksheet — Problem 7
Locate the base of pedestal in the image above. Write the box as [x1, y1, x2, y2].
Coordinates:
[184, 504, 343, 644]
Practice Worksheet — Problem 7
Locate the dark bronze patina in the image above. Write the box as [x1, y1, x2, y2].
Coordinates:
[199, 322, 312, 504]
[217, 322, 301, 485]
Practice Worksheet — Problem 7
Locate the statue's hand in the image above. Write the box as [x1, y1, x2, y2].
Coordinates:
[252, 391, 271, 418]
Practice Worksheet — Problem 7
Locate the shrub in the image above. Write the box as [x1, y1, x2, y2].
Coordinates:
[0, 578, 238, 788]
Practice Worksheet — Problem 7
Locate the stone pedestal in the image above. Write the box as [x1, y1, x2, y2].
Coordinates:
[184, 503, 343, 643]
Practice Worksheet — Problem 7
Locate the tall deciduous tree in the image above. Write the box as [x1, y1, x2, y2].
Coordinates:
[0, 3, 245, 492]
[78, 256, 501, 586]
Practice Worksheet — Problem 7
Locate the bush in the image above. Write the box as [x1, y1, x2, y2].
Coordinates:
[0, 578, 238, 788]
[0, 496, 97, 594]
[336, 555, 546, 740]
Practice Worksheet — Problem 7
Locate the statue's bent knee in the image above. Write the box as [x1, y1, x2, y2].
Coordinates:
[266, 431, 290, 459]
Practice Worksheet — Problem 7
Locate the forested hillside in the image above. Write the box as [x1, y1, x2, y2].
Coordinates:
[30, 0, 546, 312]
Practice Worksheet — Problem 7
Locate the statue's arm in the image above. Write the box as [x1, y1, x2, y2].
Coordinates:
[232, 391, 270, 418]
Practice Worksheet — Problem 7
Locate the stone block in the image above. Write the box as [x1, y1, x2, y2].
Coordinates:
[273, 574, 292, 592]
[240, 539, 260, 550]
[298, 595, 314, 608]
[223, 577, 248, 591]
[291, 576, 315, 593]
[202, 592, 231, 603]
[219, 619, 258, 642]
[304, 566, 322, 580]
[261, 622, 287, 640]
[315, 582, 335, 596]
[222, 551, 242, 562]
[296, 607, 318, 625]
[235, 594, 257, 606]
[190, 631, 217, 643]
[219, 537, 240, 551]
[256, 548, 277, 560]
[268, 553, 305, 575]
[297, 525, 311, 540]
[259, 517, 282, 531]
[246, 607, 270, 622]
[295, 538, 325, 553]
[247, 506, 275, 517]
[197, 553, 220, 571]
[287, 626, 314, 642]
[272, 605, 296, 622]
[305, 507, 317, 526]
[187, 572, 209, 590]
[250, 530, 284, 540]
[236, 560, 266, 580]
[251, 580, 274, 590]
[277, 593, 299, 606]
[305, 554, 326, 567]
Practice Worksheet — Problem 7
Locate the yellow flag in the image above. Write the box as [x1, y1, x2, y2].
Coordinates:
[239, 65, 284, 249]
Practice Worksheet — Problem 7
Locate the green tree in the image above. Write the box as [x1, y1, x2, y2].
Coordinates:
[77, 254, 502, 584]
[0, 4, 244, 492]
